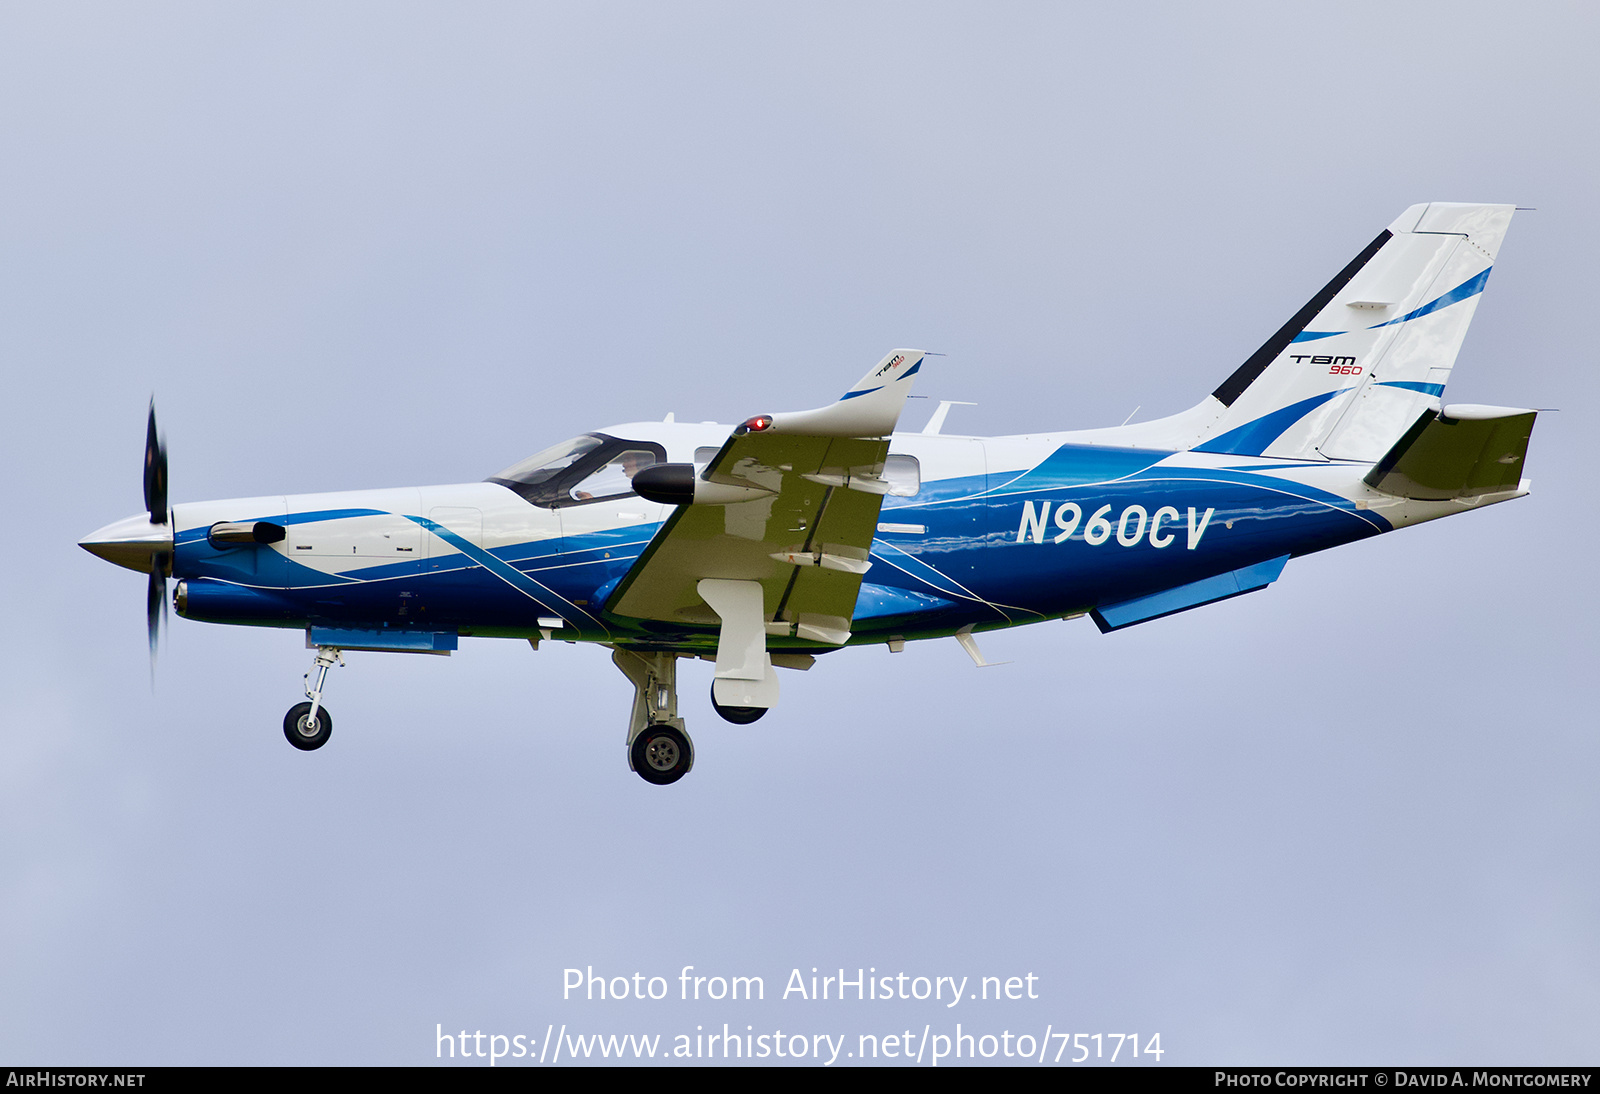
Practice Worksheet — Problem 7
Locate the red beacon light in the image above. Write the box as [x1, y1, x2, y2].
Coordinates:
[736, 415, 774, 435]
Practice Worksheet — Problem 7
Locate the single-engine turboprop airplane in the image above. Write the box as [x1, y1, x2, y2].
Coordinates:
[81, 202, 1538, 785]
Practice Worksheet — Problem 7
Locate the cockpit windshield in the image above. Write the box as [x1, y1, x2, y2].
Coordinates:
[487, 433, 666, 508]
[490, 435, 604, 489]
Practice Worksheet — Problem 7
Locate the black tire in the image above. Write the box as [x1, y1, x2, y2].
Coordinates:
[283, 701, 333, 751]
[630, 724, 693, 785]
[710, 684, 767, 725]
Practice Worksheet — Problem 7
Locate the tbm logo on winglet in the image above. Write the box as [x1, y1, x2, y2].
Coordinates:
[875, 354, 906, 378]
[1017, 502, 1215, 549]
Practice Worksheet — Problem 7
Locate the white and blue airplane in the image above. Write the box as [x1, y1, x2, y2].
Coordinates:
[81, 202, 1537, 785]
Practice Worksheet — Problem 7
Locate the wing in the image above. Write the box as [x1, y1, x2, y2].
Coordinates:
[605, 349, 925, 646]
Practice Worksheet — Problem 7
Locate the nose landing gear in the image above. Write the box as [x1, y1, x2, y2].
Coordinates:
[284, 646, 343, 751]
[284, 701, 333, 750]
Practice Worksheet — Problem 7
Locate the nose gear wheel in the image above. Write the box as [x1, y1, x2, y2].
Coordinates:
[283, 701, 333, 750]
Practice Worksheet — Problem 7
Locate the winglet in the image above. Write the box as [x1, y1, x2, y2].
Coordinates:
[760, 349, 925, 438]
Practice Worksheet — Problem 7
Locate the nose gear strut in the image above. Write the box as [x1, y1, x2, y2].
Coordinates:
[284, 645, 344, 751]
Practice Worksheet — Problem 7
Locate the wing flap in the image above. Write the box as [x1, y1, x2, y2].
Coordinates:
[605, 350, 924, 641]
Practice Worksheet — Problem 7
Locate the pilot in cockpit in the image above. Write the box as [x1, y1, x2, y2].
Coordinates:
[572, 449, 657, 501]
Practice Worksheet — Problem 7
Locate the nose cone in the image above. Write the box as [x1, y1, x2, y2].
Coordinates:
[79, 513, 173, 573]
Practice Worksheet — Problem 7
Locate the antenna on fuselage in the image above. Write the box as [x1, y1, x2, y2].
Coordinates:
[921, 400, 976, 436]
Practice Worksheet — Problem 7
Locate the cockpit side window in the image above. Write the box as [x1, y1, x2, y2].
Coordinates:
[567, 449, 660, 503]
[487, 434, 667, 508]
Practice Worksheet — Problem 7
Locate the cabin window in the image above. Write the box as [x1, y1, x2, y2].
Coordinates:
[884, 454, 920, 497]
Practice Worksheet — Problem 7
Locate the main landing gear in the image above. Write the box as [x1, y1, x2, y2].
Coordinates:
[611, 628, 786, 784]
[630, 724, 693, 786]
[612, 649, 695, 785]
[284, 645, 343, 751]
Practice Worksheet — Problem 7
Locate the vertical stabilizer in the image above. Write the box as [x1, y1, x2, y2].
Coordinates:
[1193, 203, 1514, 461]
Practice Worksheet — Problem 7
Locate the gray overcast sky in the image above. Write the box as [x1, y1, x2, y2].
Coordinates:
[2, 0, 1595, 1066]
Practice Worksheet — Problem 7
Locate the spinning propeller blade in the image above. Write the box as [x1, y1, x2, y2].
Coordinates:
[143, 402, 169, 674]
[147, 561, 167, 671]
[144, 401, 168, 526]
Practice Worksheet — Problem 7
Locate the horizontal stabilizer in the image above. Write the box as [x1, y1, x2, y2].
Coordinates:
[1364, 405, 1536, 500]
[1091, 555, 1289, 633]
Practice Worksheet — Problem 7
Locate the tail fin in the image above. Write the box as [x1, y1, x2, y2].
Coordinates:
[1193, 203, 1515, 461]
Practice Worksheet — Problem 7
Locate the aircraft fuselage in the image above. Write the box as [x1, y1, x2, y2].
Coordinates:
[152, 420, 1480, 652]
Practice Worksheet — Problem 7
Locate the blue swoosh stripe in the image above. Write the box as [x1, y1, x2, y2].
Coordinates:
[404, 516, 605, 631]
[1378, 381, 1445, 396]
[175, 507, 386, 545]
[1291, 268, 1491, 343]
[982, 445, 1168, 497]
[839, 357, 921, 400]
[1193, 390, 1343, 457]
[1128, 466, 1392, 532]
[1369, 268, 1491, 329]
